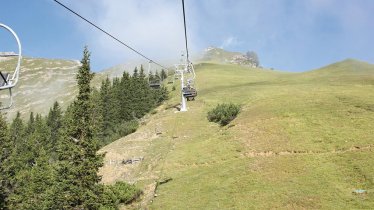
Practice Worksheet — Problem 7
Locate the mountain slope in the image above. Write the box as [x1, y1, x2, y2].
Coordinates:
[99, 61, 374, 209]
[297, 59, 374, 84]
[307, 59, 374, 75]
[0, 57, 139, 120]
[0, 57, 80, 120]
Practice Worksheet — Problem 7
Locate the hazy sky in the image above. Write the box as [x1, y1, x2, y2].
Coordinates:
[1, 0, 374, 71]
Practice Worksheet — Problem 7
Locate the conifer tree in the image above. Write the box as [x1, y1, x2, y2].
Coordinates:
[8, 115, 54, 209]
[161, 69, 167, 81]
[110, 77, 122, 125]
[32, 114, 51, 150]
[26, 112, 35, 134]
[0, 113, 10, 208]
[0, 112, 24, 207]
[139, 64, 146, 80]
[10, 147, 55, 209]
[46, 101, 63, 153]
[119, 72, 132, 121]
[5, 112, 25, 190]
[9, 112, 24, 144]
[133, 67, 139, 78]
[55, 46, 104, 209]
[91, 88, 104, 142]
[99, 77, 114, 142]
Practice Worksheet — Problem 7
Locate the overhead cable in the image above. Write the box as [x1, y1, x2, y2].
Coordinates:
[53, 0, 168, 69]
[181, 0, 190, 63]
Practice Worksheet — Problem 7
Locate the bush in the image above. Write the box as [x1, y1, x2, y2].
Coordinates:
[100, 182, 142, 209]
[207, 103, 240, 126]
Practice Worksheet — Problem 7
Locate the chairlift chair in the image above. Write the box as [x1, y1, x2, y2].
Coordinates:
[167, 77, 174, 84]
[149, 79, 161, 89]
[181, 62, 197, 101]
[147, 60, 161, 89]
[0, 23, 22, 110]
[182, 86, 197, 101]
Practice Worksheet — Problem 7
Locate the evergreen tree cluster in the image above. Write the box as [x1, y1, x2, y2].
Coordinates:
[93, 64, 168, 146]
[0, 47, 167, 209]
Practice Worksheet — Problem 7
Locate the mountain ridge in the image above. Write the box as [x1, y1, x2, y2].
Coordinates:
[1, 53, 373, 120]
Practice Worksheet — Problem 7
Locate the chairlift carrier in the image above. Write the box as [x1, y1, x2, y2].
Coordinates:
[147, 61, 161, 89]
[174, 58, 197, 111]
[0, 23, 22, 110]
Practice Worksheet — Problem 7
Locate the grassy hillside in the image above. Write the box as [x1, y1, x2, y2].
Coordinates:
[99, 60, 374, 209]
[0, 57, 140, 120]
[0, 57, 80, 120]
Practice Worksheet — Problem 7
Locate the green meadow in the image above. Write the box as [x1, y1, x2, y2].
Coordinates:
[100, 59, 374, 209]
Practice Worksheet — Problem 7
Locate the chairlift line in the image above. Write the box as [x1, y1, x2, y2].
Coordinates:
[176, 0, 197, 112]
[53, 0, 169, 70]
[182, 0, 190, 63]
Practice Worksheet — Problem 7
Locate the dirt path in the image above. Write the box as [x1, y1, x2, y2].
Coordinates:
[244, 144, 373, 157]
[98, 107, 174, 209]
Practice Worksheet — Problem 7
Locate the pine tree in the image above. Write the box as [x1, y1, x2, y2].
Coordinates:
[161, 69, 167, 81]
[55, 46, 104, 209]
[132, 67, 139, 78]
[99, 77, 114, 142]
[11, 147, 56, 209]
[119, 72, 132, 121]
[9, 112, 24, 144]
[0, 113, 10, 208]
[132, 66, 154, 118]
[7, 116, 55, 209]
[91, 88, 104, 142]
[46, 101, 63, 153]
[0, 112, 24, 206]
[32, 114, 52, 152]
[139, 64, 146, 80]
[26, 112, 35, 134]
[110, 77, 122, 126]
[6, 112, 25, 185]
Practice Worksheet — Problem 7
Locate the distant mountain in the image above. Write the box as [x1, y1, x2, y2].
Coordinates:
[306, 59, 374, 75]
[0, 57, 78, 120]
[0, 57, 133, 120]
[0, 56, 175, 121]
[199, 47, 259, 67]
[299, 59, 374, 84]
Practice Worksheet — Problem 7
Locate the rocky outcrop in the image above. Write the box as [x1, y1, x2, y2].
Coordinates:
[201, 47, 259, 67]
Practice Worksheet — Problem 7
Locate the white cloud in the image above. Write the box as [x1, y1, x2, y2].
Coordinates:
[68, 0, 199, 68]
[60, 0, 374, 71]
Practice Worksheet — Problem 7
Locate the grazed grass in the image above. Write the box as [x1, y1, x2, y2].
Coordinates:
[101, 59, 374, 209]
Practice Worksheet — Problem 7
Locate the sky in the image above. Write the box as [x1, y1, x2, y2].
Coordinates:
[1, 0, 374, 72]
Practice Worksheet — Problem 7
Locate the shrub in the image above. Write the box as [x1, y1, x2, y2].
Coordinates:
[207, 103, 240, 126]
[100, 182, 142, 209]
